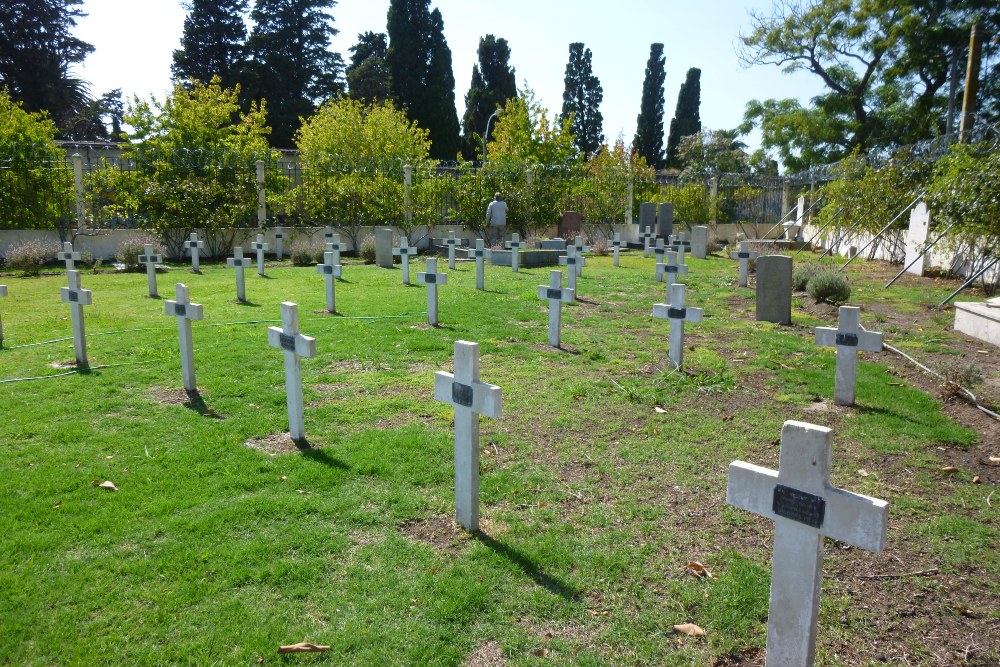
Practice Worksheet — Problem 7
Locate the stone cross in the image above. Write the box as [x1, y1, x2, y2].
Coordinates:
[184, 233, 205, 272]
[656, 249, 689, 283]
[444, 231, 461, 270]
[731, 241, 759, 287]
[641, 226, 654, 257]
[60, 270, 92, 365]
[611, 232, 623, 267]
[138, 244, 162, 298]
[504, 233, 523, 272]
[0, 284, 7, 347]
[471, 239, 490, 291]
[652, 283, 703, 370]
[316, 251, 342, 313]
[727, 420, 889, 667]
[251, 233, 270, 277]
[267, 302, 317, 443]
[164, 283, 204, 392]
[558, 245, 584, 295]
[815, 306, 884, 406]
[226, 246, 251, 302]
[433, 340, 502, 531]
[416, 257, 448, 325]
[273, 226, 285, 260]
[57, 241, 82, 272]
[325, 233, 348, 266]
[652, 238, 667, 278]
[392, 236, 414, 285]
[667, 232, 692, 252]
[570, 236, 590, 277]
[537, 270, 574, 347]
[322, 225, 335, 241]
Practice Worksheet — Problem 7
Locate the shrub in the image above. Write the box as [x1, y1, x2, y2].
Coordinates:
[4, 240, 60, 276]
[806, 271, 851, 304]
[359, 235, 376, 264]
[793, 262, 824, 291]
[290, 238, 325, 266]
[116, 235, 165, 271]
[591, 239, 609, 256]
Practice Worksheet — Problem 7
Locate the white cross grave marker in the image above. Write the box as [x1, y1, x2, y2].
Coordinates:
[164, 283, 204, 392]
[325, 233, 348, 267]
[731, 241, 758, 287]
[504, 233, 523, 272]
[60, 270, 92, 365]
[558, 245, 584, 296]
[433, 341, 503, 531]
[571, 235, 590, 277]
[273, 226, 285, 260]
[392, 236, 414, 285]
[471, 239, 490, 291]
[251, 233, 270, 276]
[656, 249, 689, 283]
[184, 233, 205, 272]
[322, 225, 334, 242]
[57, 242, 82, 273]
[652, 238, 667, 279]
[668, 232, 691, 253]
[267, 302, 317, 443]
[138, 244, 163, 298]
[537, 270, 574, 347]
[652, 283, 703, 370]
[815, 306, 884, 406]
[641, 226, 654, 257]
[417, 257, 448, 325]
[316, 251, 342, 313]
[226, 246, 251, 302]
[727, 420, 889, 667]
[611, 232, 624, 267]
[444, 231, 461, 270]
[0, 284, 7, 347]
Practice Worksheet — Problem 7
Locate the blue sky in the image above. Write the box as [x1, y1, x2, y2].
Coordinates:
[74, 0, 827, 152]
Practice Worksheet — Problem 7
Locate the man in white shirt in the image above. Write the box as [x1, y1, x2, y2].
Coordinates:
[485, 192, 508, 244]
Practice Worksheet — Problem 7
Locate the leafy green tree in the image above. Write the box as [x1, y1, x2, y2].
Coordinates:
[172, 0, 249, 91]
[677, 129, 749, 179]
[487, 90, 578, 166]
[245, 0, 344, 148]
[346, 32, 393, 104]
[0, 0, 94, 135]
[665, 68, 702, 169]
[578, 135, 651, 239]
[461, 35, 517, 161]
[423, 9, 461, 160]
[632, 43, 665, 169]
[63, 89, 124, 141]
[561, 42, 604, 159]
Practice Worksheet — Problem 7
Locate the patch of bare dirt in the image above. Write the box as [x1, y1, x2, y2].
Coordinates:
[399, 514, 473, 556]
[245, 432, 299, 456]
[48, 360, 78, 370]
[150, 387, 190, 405]
[460, 641, 507, 667]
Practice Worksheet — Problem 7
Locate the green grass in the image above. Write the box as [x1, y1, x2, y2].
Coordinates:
[0, 251, 995, 665]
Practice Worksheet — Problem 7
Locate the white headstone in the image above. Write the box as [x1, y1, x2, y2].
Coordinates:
[184, 233, 205, 272]
[471, 239, 490, 291]
[325, 233, 348, 267]
[59, 270, 92, 365]
[727, 420, 889, 667]
[57, 241, 82, 273]
[504, 233, 523, 272]
[273, 226, 285, 260]
[904, 202, 931, 276]
[656, 249, 689, 283]
[652, 283, 702, 370]
[571, 235, 590, 277]
[138, 243, 163, 298]
[392, 236, 415, 285]
[416, 257, 448, 325]
[691, 226, 709, 260]
[433, 341, 502, 531]
[316, 251, 343, 313]
[226, 246, 251, 302]
[444, 231, 460, 270]
[558, 245, 584, 296]
[537, 270, 574, 347]
[164, 283, 204, 392]
[611, 232, 623, 267]
[251, 233, 270, 277]
[731, 241, 759, 287]
[267, 302, 317, 443]
[0, 284, 7, 346]
[815, 306, 883, 406]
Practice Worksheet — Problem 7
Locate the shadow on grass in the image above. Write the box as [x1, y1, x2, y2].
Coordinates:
[183, 390, 225, 420]
[575, 297, 600, 305]
[473, 531, 581, 601]
[294, 439, 351, 470]
[234, 299, 262, 307]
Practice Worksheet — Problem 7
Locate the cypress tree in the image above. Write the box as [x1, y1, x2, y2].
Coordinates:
[632, 43, 666, 169]
[561, 42, 603, 159]
[460, 35, 517, 160]
[171, 0, 249, 91]
[346, 31, 392, 104]
[665, 68, 702, 169]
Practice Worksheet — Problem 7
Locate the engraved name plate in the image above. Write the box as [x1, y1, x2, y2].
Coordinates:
[836, 332, 859, 347]
[452, 382, 473, 407]
[279, 333, 296, 352]
[772, 484, 826, 529]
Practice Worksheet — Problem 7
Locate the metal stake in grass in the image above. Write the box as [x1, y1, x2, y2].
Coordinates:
[392, 236, 414, 285]
[138, 244, 163, 298]
[655, 249, 688, 283]
[226, 246, 251, 302]
[727, 420, 888, 667]
[471, 239, 490, 291]
[316, 251, 342, 313]
[164, 283, 204, 392]
[184, 233, 204, 272]
[0, 284, 7, 347]
[652, 283, 702, 370]
[325, 233, 348, 267]
[815, 306, 883, 406]
[267, 302, 317, 443]
[611, 232, 623, 267]
[60, 270, 92, 365]
[537, 270, 574, 347]
[444, 231, 461, 270]
[731, 241, 758, 287]
[558, 245, 584, 296]
[416, 257, 448, 326]
[433, 341, 502, 531]
[571, 235, 590, 277]
[504, 233, 523, 272]
[251, 234, 270, 277]
[273, 226, 285, 260]
[56, 241, 82, 274]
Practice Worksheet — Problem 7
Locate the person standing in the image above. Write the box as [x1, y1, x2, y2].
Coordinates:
[485, 192, 508, 245]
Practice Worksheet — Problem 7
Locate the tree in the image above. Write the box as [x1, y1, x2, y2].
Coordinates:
[346, 31, 392, 104]
[245, 0, 345, 148]
[633, 43, 666, 169]
[461, 35, 517, 160]
[561, 43, 604, 159]
[64, 88, 124, 141]
[665, 68, 702, 169]
[676, 129, 750, 179]
[0, 0, 95, 135]
[386, 0, 461, 160]
[172, 0, 250, 92]
[487, 89, 578, 165]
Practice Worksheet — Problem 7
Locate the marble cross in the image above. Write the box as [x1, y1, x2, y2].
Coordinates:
[60, 270, 92, 365]
[652, 238, 667, 278]
[273, 226, 285, 260]
[416, 257, 448, 325]
[325, 233, 348, 266]
[652, 283, 703, 370]
[433, 340, 503, 531]
[444, 231, 461, 270]
[226, 246, 252, 302]
[322, 225, 335, 241]
[504, 233, 523, 272]
[727, 420, 888, 667]
[815, 306, 884, 406]
[537, 270, 574, 347]
[267, 302, 317, 443]
[0, 284, 7, 347]
[164, 283, 204, 392]
[184, 233, 205, 272]
[471, 239, 490, 291]
[667, 232, 692, 252]
[138, 244, 163, 297]
[316, 251, 343, 313]
[558, 245, 584, 295]
[570, 236, 590, 277]
[655, 249, 689, 283]
[251, 233, 270, 276]
[57, 241, 82, 273]
[392, 236, 414, 285]
[731, 241, 758, 287]
[641, 226, 654, 257]
[611, 232, 623, 267]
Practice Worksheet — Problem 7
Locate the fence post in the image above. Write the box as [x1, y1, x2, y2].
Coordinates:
[709, 176, 719, 225]
[782, 178, 793, 220]
[256, 159, 266, 228]
[72, 153, 86, 230]
[404, 164, 413, 229]
[526, 168, 534, 231]
[625, 174, 634, 226]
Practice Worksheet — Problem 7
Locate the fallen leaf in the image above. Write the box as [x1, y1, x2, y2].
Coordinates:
[857, 469, 869, 477]
[279, 476, 288, 481]
[939, 466, 960, 475]
[654, 406, 667, 414]
[97, 480, 118, 491]
[673, 623, 706, 637]
[53, 501, 62, 509]
[972, 475, 981, 484]
[686, 561, 713, 578]
[986, 456, 1000, 466]
[278, 643, 330, 654]
[530, 647, 549, 657]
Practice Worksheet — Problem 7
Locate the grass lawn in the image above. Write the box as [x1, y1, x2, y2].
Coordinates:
[0, 248, 996, 665]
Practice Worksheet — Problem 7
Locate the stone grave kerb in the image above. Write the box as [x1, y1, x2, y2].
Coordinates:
[417, 257, 448, 325]
[537, 269, 575, 347]
[267, 302, 318, 443]
[815, 306, 884, 406]
[164, 282, 205, 392]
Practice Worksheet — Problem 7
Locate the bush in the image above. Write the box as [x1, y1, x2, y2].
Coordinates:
[289, 238, 325, 266]
[591, 239, 609, 256]
[116, 235, 165, 271]
[359, 235, 376, 264]
[806, 271, 851, 304]
[4, 240, 60, 276]
[793, 263, 824, 291]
